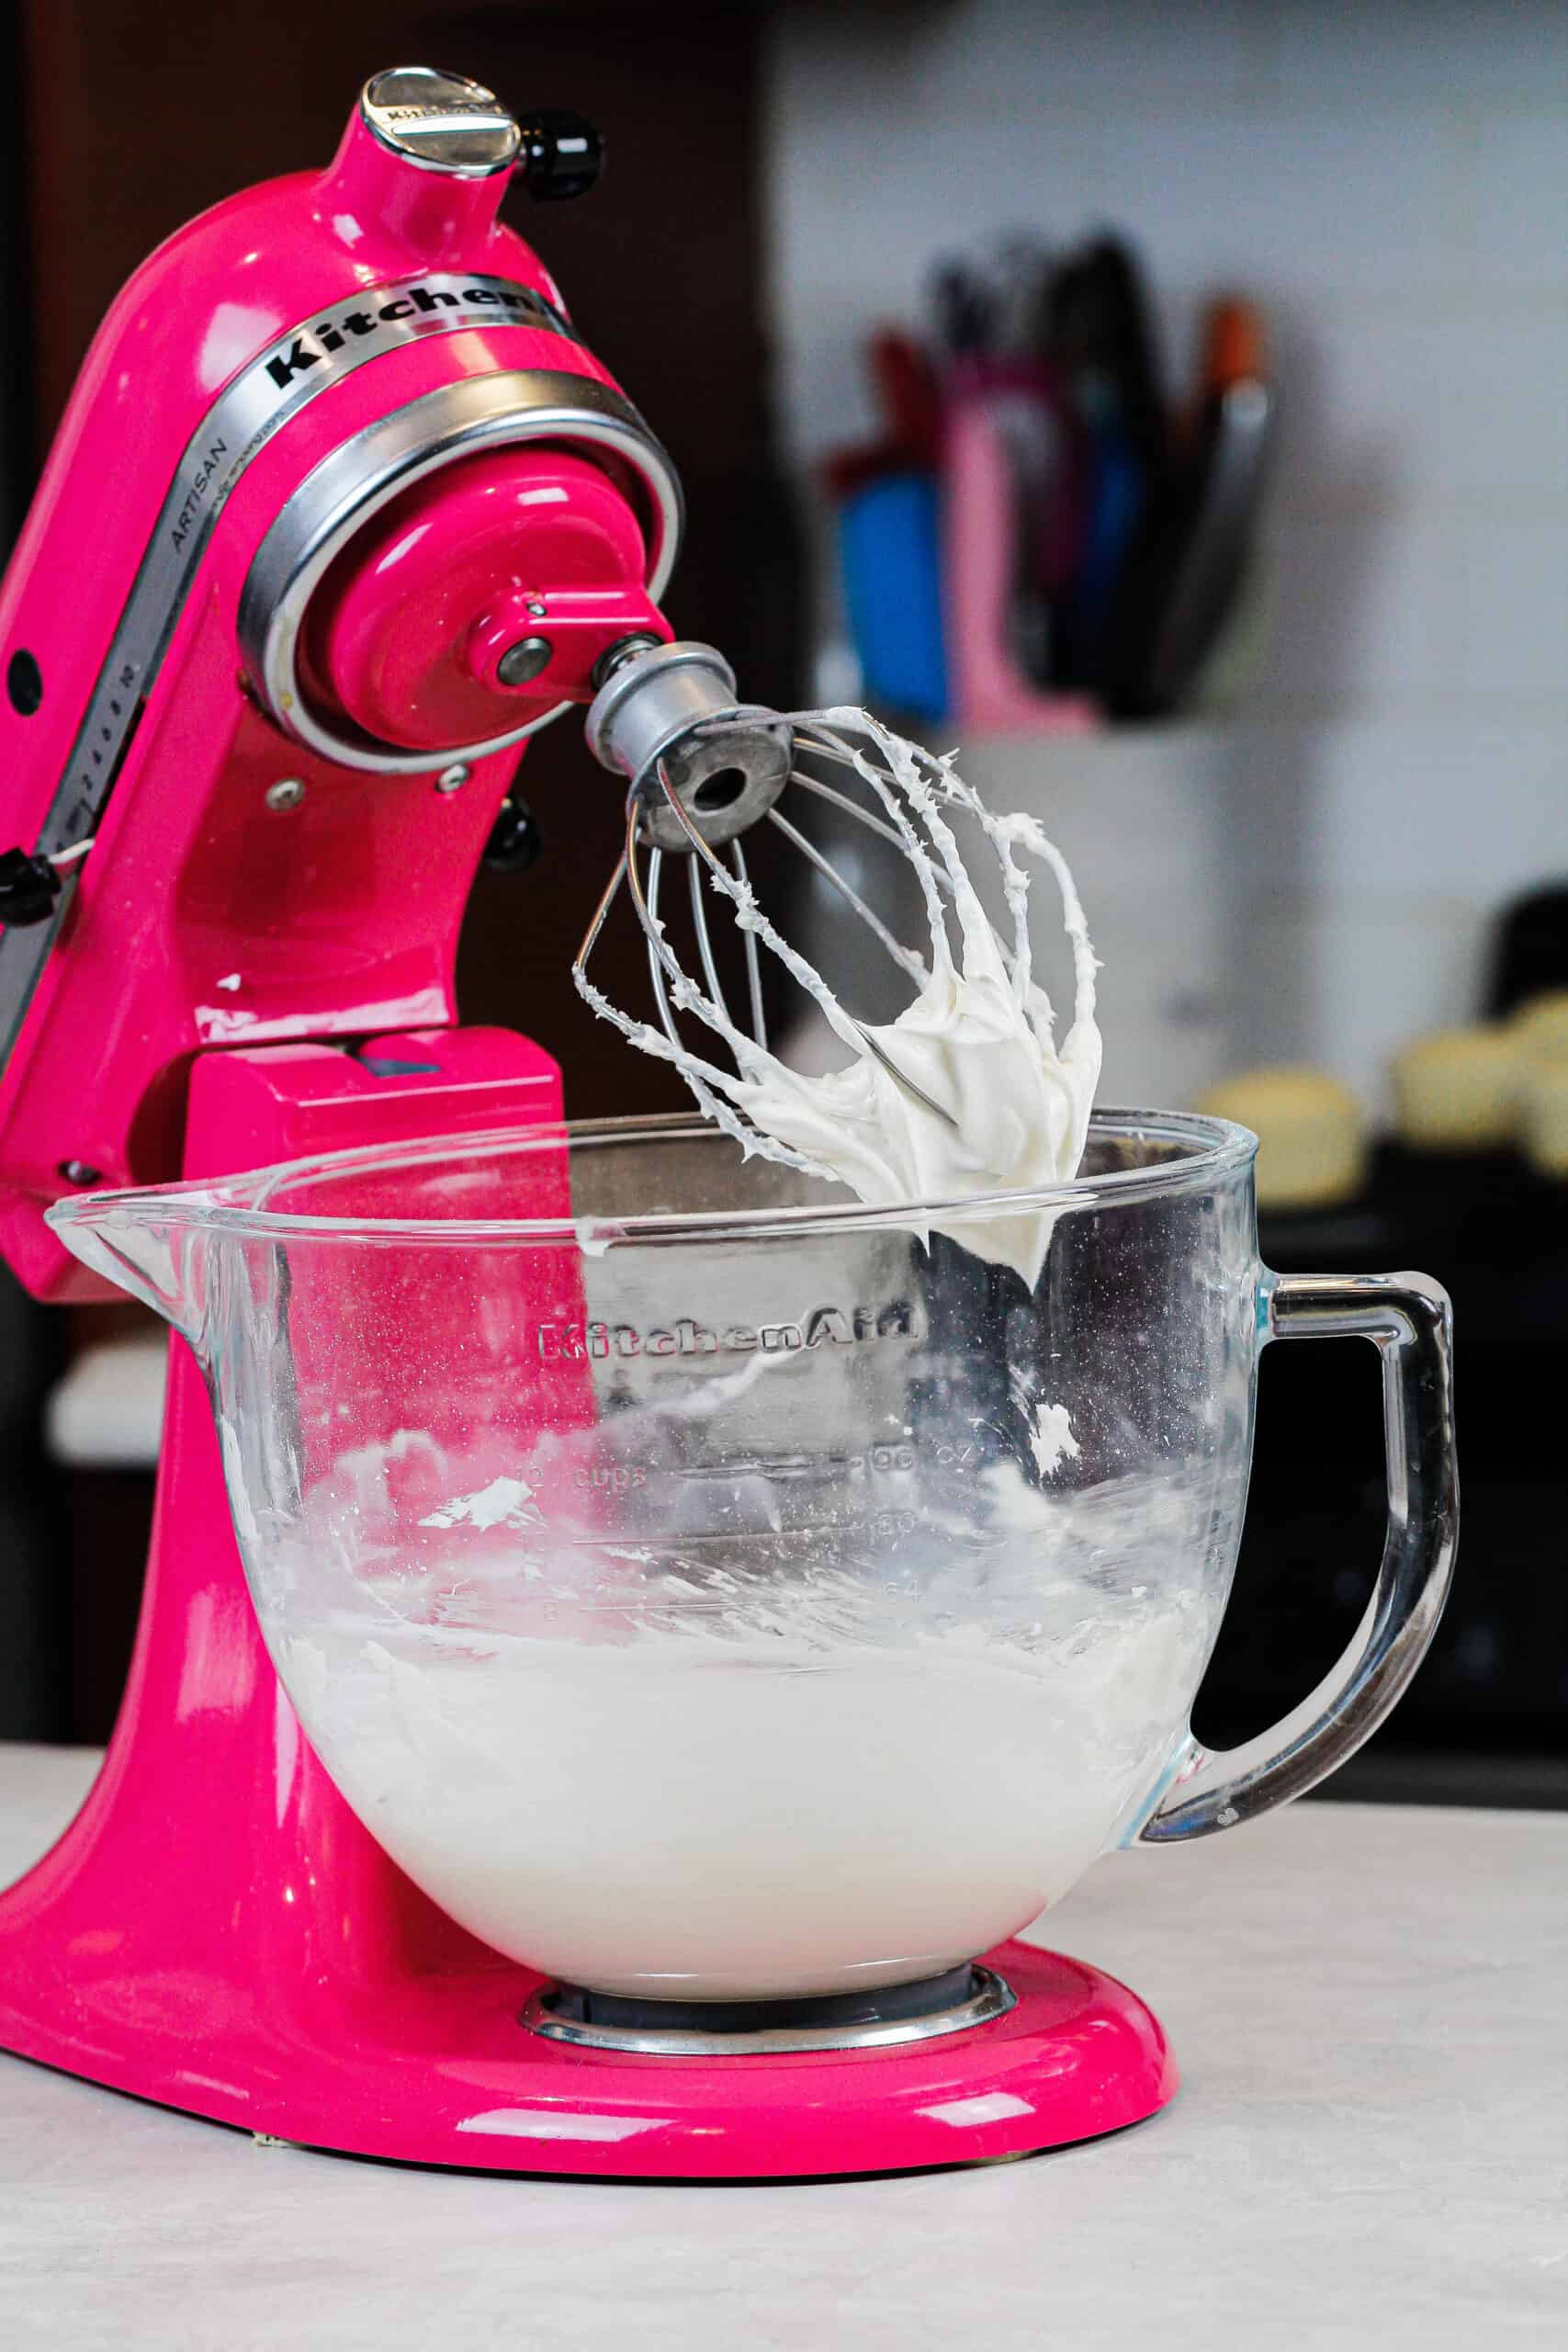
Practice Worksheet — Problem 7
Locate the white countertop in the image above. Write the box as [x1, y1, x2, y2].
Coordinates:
[2, 1744, 1563, 2349]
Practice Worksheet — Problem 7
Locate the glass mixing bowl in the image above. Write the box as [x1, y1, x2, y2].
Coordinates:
[52, 1110, 1456, 2004]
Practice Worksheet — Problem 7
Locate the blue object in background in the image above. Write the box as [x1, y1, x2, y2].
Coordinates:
[1066, 419, 1144, 678]
[837, 472, 949, 721]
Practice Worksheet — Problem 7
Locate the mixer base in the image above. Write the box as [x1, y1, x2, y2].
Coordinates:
[0, 1930, 1175, 2179]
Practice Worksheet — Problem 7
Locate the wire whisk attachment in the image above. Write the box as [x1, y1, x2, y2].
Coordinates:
[575, 642, 1099, 1185]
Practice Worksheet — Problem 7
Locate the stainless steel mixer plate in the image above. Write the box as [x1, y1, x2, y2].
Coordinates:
[522, 1962, 1017, 2056]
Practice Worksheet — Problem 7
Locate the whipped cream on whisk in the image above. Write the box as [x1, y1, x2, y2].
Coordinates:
[576, 711, 1101, 1286]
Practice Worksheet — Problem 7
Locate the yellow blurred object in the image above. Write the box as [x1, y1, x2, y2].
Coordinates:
[1508, 989, 1568, 1066]
[1519, 1062, 1568, 1179]
[1389, 1025, 1520, 1151]
[1197, 1067, 1367, 1209]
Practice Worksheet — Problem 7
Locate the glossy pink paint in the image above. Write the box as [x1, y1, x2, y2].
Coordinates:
[310, 447, 670, 752]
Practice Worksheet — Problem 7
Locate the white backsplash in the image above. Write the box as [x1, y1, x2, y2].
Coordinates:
[762, 0, 1568, 1112]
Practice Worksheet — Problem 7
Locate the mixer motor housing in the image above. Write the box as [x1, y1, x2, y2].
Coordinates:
[0, 66, 681, 1299]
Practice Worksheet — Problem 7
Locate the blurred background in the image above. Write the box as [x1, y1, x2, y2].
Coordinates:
[2, 0, 1564, 1803]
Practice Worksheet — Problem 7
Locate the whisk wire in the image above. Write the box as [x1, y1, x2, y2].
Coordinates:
[625, 790, 774, 1078]
[653, 761, 960, 1133]
[573, 723, 984, 1150]
[579, 845, 629, 976]
[787, 768, 923, 864]
[729, 836, 768, 1054]
[640, 832, 679, 1052]
[785, 756, 1049, 1003]
[686, 847, 728, 1018]
[766, 804, 927, 989]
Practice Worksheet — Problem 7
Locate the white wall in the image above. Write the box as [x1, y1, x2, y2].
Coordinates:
[763, 0, 1568, 1107]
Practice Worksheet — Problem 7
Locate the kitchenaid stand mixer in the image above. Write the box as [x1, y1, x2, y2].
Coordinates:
[0, 70, 1458, 2180]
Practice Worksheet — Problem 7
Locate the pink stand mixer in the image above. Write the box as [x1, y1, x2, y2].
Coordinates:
[0, 70, 1459, 2180]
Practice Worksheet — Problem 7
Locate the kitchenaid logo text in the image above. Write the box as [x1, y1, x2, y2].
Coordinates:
[164, 277, 569, 553]
[263, 280, 569, 391]
[536, 1302, 922, 1363]
[379, 102, 493, 123]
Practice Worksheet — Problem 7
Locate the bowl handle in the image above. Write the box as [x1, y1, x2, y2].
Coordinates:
[1137, 1270, 1458, 1843]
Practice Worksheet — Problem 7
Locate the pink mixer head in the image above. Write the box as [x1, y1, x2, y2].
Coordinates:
[0, 66, 681, 1298]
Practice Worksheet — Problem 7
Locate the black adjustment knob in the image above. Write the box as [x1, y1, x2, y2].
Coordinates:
[482, 796, 544, 875]
[514, 110, 604, 201]
[0, 847, 62, 927]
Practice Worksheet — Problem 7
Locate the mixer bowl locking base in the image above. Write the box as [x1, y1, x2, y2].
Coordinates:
[524, 1961, 1019, 2055]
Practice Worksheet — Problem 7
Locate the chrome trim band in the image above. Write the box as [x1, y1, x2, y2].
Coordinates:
[0, 272, 591, 1070]
[521, 1963, 1018, 2057]
[238, 369, 682, 774]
